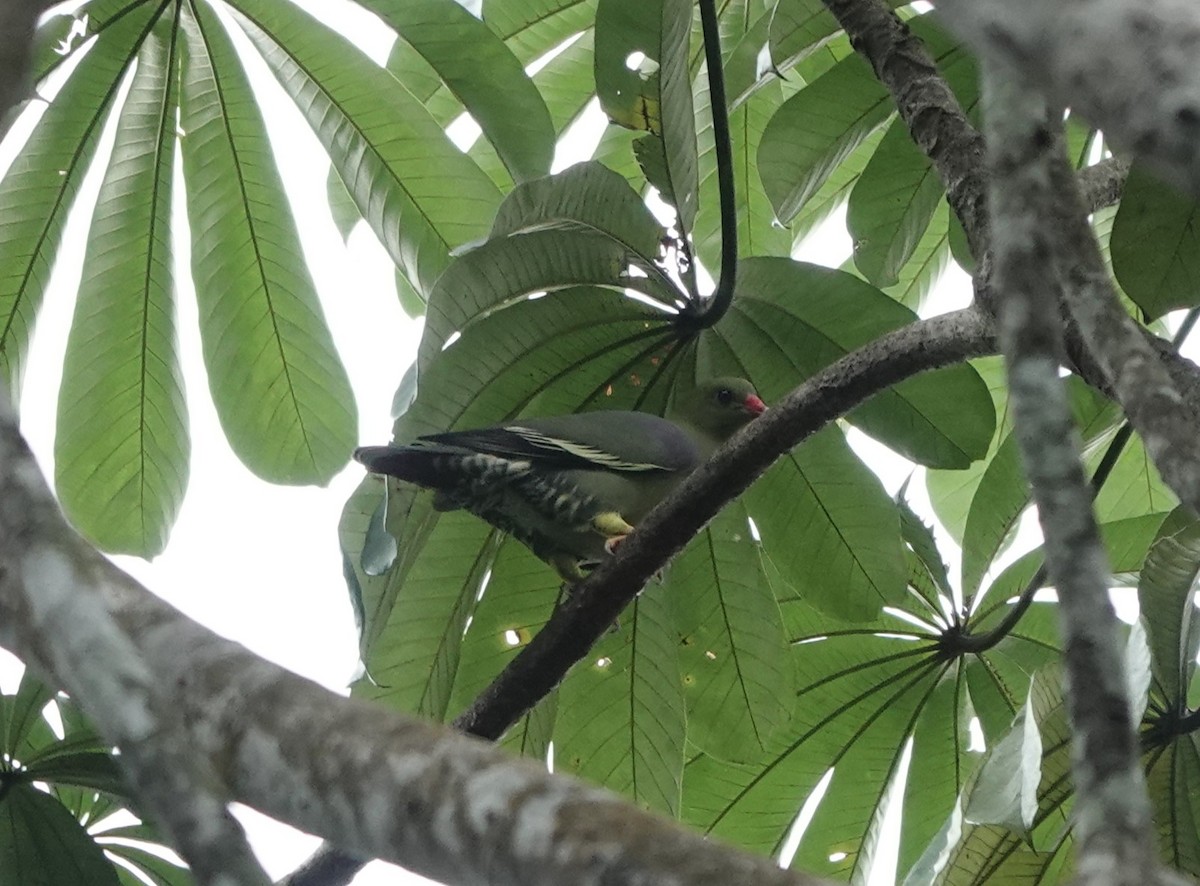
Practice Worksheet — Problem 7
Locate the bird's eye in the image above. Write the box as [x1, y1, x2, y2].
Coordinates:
[716, 388, 733, 405]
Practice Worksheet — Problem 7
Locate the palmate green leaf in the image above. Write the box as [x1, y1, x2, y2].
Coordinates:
[227, 0, 501, 297]
[979, 514, 1171, 616]
[767, 0, 907, 76]
[556, 586, 687, 815]
[723, 258, 995, 470]
[956, 375, 1145, 601]
[490, 161, 665, 251]
[681, 586, 1061, 879]
[181, 1, 356, 485]
[595, 0, 699, 233]
[961, 688, 1040, 834]
[444, 537, 560, 723]
[419, 163, 677, 366]
[357, 0, 555, 184]
[925, 357, 1010, 545]
[1138, 508, 1200, 704]
[55, 13, 187, 557]
[356, 512, 499, 720]
[1, 674, 56, 763]
[468, 30, 598, 186]
[1112, 162, 1200, 320]
[670, 504, 794, 763]
[758, 49, 892, 225]
[752, 426, 906, 621]
[897, 487, 954, 609]
[0, 1, 163, 402]
[0, 783, 121, 886]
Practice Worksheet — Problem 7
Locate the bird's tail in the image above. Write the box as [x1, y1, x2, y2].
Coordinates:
[353, 445, 443, 486]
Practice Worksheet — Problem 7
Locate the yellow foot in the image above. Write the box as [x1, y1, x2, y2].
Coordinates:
[592, 511, 635, 538]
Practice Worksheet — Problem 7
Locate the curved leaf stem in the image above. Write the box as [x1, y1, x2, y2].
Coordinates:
[693, 0, 738, 328]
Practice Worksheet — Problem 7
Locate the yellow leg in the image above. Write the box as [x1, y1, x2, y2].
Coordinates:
[592, 511, 634, 538]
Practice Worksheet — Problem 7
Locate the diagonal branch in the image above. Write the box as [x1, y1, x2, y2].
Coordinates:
[454, 306, 996, 739]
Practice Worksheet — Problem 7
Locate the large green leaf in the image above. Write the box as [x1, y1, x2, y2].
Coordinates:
[0, 783, 121, 886]
[55, 14, 187, 557]
[556, 587, 687, 815]
[595, 0, 699, 235]
[419, 163, 679, 365]
[758, 50, 892, 224]
[0, 1, 163, 401]
[1111, 163, 1200, 320]
[180, 0, 356, 485]
[670, 504, 794, 762]
[228, 0, 501, 296]
[356, 0, 555, 183]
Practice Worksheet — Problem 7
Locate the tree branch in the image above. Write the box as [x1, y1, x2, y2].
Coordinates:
[935, 0, 1200, 199]
[981, 58, 1156, 883]
[13, 490, 835, 886]
[0, 397, 271, 886]
[455, 306, 996, 739]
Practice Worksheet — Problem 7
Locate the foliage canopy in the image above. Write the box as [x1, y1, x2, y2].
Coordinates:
[2, 0, 1199, 882]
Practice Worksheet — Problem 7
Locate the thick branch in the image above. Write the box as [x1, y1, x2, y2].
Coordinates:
[982, 60, 1154, 883]
[935, 0, 1200, 199]
[455, 307, 996, 739]
[85, 529, 827, 886]
[0, 400, 270, 886]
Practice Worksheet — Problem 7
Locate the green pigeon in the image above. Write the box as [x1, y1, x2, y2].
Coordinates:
[354, 378, 765, 581]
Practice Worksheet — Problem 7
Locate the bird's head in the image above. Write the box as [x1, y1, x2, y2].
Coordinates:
[673, 377, 765, 441]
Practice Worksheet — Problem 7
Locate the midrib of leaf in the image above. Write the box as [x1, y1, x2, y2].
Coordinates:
[230, 3, 453, 253]
[417, 528, 497, 716]
[135, 14, 182, 544]
[0, 0, 171, 362]
[189, 0, 316, 466]
[34, 0, 156, 83]
[704, 527, 767, 748]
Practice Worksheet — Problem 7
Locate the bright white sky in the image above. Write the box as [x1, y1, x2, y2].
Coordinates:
[3, 1, 1155, 883]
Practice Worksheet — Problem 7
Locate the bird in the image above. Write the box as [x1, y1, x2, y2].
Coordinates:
[354, 378, 765, 582]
